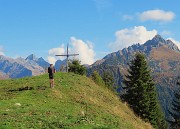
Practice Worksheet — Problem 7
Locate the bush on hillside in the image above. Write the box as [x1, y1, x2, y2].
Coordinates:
[91, 71, 105, 86]
[68, 60, 86, 75]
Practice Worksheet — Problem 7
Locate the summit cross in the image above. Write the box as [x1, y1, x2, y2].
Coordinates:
[55, 44, 79, 72]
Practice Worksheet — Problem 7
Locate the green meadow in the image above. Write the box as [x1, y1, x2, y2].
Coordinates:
[0, 72, 153, 129]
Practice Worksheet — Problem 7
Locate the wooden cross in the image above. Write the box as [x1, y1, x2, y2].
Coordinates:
[56, 44, 79, 72]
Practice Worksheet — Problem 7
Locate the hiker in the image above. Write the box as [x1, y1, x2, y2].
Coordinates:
[48, 64, 56, 88]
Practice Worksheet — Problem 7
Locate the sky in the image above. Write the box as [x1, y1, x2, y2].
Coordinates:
[0, 0, 180, 65]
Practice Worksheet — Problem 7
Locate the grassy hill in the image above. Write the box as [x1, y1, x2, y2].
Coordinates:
[0, 72, 153, 129]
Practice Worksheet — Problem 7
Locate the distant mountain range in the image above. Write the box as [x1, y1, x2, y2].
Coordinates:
[88, 34, 180, 120]
[0, 54, 69, 79]
[0, 54, 48, 78]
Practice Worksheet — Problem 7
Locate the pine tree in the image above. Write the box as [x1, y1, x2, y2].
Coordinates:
[123, 53, 166, 129]
[168, 78, 180, 129]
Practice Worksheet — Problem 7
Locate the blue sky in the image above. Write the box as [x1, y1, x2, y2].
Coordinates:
[0, 0, 180, 64]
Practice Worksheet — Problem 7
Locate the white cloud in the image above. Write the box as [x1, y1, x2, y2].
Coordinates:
[122, 15, 134, 20]
[70, 37, 95, 65]
[47, 44, 66, 64]
[49, 45, 65, 56]
[167, 38, 180, 49]
[47, 37, 96, 65]
[109, 26, 157, 51]
[0, 46, 5, 55]
[47, 56, 57, 65]
[139, 9, 175, 22]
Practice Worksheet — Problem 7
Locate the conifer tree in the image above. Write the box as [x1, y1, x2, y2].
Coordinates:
[123, 53, 166, 129]
[168, 78, 180, 129]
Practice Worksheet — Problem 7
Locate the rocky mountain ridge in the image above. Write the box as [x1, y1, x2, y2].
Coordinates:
[94, 34, 179, 66]
[0, 55, 49, 78]
[0, 54, 69, 79]
[25, 54, 50, 68]
[88, 34, 180, 120]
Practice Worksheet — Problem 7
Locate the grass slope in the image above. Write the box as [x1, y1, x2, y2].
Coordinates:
[0, 72, 153, 129]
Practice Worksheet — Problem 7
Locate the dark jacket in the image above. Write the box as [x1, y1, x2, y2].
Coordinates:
[48, 67, 56, 75]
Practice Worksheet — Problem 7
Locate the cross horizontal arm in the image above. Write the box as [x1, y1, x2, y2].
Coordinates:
[68, 54, 79, 56]
[55, 55, 68, 56]
[56, 54, 79, 56]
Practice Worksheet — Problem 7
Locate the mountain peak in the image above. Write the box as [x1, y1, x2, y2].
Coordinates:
[151, 34, 166, 44]
[143, 34, 179, 52]
[38, 57, 45, 61]
[25, 54, 37, 61]
[25, 54, 49, 68]
[153, 34, 162, 39]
